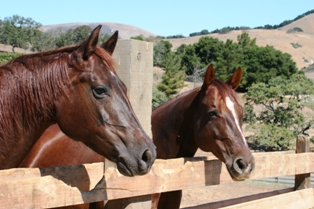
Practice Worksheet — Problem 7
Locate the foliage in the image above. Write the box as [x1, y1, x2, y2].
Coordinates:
[179, 44, 200, 75]
[189, 26, 251, 37]
[287, 27, 303, 33]
[193, 36, 224, 69]
[255, 9, 314, 29]
[0, 53, 22, 65]
[131, 35, 145, 41]
[153, 40, 173, 67]
[239, 45, 298, 91]
[243, 74, 314, 150]
[291, 42, 302, 48]
[157, 52, 186, 98]
[174, 32, 298, 91]
[152, 85, 168, 109]
[165, 34, 185, 39]
[0, 15, 42, 51]
[55, 25, 93, 48]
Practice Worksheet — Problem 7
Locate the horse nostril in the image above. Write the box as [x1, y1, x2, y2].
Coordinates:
[233, 158, 247, 174]
[236, 159, 246, 170]
[142, 149, 152, 163]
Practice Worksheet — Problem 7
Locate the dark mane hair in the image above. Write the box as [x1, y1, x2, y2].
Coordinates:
[0, 45, 115, 140]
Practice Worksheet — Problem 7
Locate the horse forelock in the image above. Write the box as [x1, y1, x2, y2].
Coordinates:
[94, 47, 116, 72]
[211, 79, 239, 104]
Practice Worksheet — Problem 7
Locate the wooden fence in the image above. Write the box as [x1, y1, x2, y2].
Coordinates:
[0, 145, 313, 208]
[1, 40, 314, 208]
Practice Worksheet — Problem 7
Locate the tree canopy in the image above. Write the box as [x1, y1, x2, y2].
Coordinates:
[243, 74, 314, 150]
[174, 32, 298, 91]
[0, 15, 42, 51]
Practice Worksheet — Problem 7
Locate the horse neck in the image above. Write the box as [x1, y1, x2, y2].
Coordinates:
[152, 88, 201, 158]
[0, 58, 68, 169]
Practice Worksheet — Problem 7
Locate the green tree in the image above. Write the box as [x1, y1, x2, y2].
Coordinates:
[31, 29, 59, 51]
[157, 53, 185, 98]
[131, 35, 144, 41]
[239, 45, 298, 91]
[243, 74, 314, 150]
[153, 40, 172, 67]
[55, 25, 93, 48]
[179, 44, 200, 75]
[237, 32, 256, 48]
[152, 85, 168, 109]
[215, 39, 242, 81]
[194, 36, 224, 68]
[0, 15, 42, 52]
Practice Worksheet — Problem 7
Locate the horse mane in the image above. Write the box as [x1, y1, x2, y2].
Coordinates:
[0, 45, 115, 140]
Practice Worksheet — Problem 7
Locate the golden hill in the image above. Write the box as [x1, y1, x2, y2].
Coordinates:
[166, 13, 314, 70]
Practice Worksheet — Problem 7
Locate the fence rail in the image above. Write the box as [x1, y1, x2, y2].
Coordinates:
[1, 152, 314, 209]
[257, 174, 314, 185]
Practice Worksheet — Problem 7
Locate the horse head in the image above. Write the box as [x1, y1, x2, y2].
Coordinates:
[54, 26, 156, 176]
[194, 64, 255, 181]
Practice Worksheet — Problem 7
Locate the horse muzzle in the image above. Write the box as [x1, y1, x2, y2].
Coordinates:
[116, 147, 156, 177]
[227, 156, 255, 181]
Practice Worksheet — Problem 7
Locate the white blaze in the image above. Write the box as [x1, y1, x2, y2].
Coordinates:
[225, 96, 247, 145]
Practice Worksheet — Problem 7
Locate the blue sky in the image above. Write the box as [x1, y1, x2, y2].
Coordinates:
[2, 0, 314, 37]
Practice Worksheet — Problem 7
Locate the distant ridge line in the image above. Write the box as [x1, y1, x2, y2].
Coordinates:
[41, 22, 156, 39]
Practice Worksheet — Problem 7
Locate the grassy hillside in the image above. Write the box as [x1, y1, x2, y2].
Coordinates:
[166, 13, 314, 70]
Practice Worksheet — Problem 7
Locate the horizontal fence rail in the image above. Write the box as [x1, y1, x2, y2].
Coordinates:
[1, 152, 314, 209]
[257, 173, 314, 185]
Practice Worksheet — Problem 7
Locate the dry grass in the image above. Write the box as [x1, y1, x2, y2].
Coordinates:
[166, 14, 314, 70]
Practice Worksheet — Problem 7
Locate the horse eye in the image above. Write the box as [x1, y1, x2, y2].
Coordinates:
[207, 111, 219, 120]
[92, 86, 108, 99]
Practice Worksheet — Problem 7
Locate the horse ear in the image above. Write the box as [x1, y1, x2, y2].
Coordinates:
[226, 67, 242, 90]
[101, 31, 118, 55]
[202, 64, 215, 89]
[77, 25, 101, 60]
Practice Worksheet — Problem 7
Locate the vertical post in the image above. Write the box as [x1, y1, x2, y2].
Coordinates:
[294, 135, 311, 190]
[112, 39, 153, 137]
[105, 39, 154, 209]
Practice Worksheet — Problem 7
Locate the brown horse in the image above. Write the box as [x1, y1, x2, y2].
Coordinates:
[149, 64, 254, 208]
[20, 64, 255, 209]
[0, 25, 156, 178]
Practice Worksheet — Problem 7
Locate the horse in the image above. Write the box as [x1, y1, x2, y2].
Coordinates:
[20, 64, 255, 209]
[149, 64, 255, 208]
[0, 25, 156, 178]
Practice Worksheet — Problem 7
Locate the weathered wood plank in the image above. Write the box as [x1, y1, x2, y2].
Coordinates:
[295, 135, 311, 190]
[219, 152, 314, 183]
[1, 152, 314, 208]
[182, 188, 294, 209]
[0, 157, 221, 209]
[220, 188, 314, 209]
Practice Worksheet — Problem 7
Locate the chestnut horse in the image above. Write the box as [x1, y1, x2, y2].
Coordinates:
[149, 64, 254, 209]
[20, 64, 255, 209]
[0, 25, 156, 177]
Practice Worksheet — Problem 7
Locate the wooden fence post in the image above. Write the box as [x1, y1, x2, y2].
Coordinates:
[112, 39, 153, 137]
[294, 135, 311, 190]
